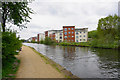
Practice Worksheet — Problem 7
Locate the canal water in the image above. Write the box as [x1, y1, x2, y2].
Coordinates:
[23, 43, 119, 78]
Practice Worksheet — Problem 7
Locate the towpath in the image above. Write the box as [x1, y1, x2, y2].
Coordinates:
[16, 46, 65, 78]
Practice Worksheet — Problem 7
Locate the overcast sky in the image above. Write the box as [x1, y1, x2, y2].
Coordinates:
[13, 0, 119, 39]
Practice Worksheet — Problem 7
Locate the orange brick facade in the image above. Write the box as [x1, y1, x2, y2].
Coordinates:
[37, 34, 39, 42]
[45, 31, 48, 37]
[49, 33, 56, 40]
[63, 26, 75, 42]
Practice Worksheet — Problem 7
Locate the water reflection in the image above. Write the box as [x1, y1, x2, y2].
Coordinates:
[91, 48, 119, 78]
[23, 43, 119, 78]
[63, 46, 76, 61]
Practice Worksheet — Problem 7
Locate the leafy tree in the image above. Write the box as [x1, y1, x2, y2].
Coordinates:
[44, 37, 56, 45]
[88, 30, 98, 39]
[97, 14, 120, 40]
[1, 2, 33, 32]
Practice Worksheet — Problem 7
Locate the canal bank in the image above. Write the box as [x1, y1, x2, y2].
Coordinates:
[23, 43, 119, 78]
[16, 45, 79, 78]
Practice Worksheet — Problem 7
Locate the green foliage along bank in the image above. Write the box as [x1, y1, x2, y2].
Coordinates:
[90, 14, 120, 49]
[39, 37, 56, 45]
[2, 30, 22, 78]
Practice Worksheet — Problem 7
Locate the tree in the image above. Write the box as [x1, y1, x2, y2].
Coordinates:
[88, 30, 98, 39]
[1, 2, 33, 32]
[97, 14, 120, 40]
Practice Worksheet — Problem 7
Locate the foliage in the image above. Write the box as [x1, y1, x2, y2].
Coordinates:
[90, 14, 120, 49]
[97, 14, 119, 40]
[2, 58, 20, 78]
[20, 39, 26, 42]
[43, 37, 56, 45]
[40, 39, 44, 44]
[2, 31, 22, 62]
[88, 30, 98, 39]
[58, 42, 90, 47]
[1, 2, 33, 32]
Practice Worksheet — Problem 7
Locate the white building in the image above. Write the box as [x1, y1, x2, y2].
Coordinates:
[55, 30, 63, 42]
[37, 33, 45, 42]
[75, 28, 88, 42]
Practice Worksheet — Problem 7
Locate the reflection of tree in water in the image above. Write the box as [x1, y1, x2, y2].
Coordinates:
[63, 46, 76, 61]
[91, 48, 119, 78]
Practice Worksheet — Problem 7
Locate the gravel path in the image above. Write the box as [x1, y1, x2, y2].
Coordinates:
[16, 46, 65, 78]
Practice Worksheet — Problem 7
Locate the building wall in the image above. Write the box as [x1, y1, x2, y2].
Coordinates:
[38, 33, 45, 41]
[37, 34, 39, 42]
[55, 31, 63, 43]
[45, 31, 48, 37]
[63, 26, 75, 42]
[49, 33, 56, 40]
[75, 28, 88, 42]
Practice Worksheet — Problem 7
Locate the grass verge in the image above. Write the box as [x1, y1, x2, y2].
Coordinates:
[2, 57, 20, 78]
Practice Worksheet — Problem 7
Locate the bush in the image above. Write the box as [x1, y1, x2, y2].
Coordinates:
[2, 30, 22, 78]
[44, 37, 56, 45]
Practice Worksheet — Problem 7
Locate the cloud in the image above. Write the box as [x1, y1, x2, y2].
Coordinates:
[17, 0, 118, 39]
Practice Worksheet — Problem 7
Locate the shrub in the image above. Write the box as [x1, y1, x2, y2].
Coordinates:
[2, 30, 22, 78]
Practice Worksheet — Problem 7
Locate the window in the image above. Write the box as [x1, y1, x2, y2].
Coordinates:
[64, 32, 67, 35]
[84, 32, 85, 33]
[72, 36, 74, 37]
[71, 28, 74, 30]
[80, 32, 81, 33]
[84, 39, 85, 41]
[80, 35, 82, 37]
[68, 32, 70, 34]
[80, 39, 82, 41]
[60, 33, 62, 35]
[76, 40, 78, 42]
[68, 36, 70, 37]
[68, 28, 70, 30]
[76, 32, 78, 34]
[64, 28, 67, 31]
[64, 36, 67, 39]
[60, 37, 62, 39]
[84, 35, 85, 37]
[72, 32, 74, 34]
[76, 36, 78, 38]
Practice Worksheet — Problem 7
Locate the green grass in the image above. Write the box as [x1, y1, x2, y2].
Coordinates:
[57, 42, 90, 47]
[2, 57, 20, 78]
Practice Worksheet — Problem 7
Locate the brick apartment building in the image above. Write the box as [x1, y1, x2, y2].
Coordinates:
[63, 26, 75, 42]
[45, 31, 48, 37]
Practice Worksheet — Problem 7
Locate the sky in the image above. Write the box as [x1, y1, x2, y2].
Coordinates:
[10, 0, 119, 39]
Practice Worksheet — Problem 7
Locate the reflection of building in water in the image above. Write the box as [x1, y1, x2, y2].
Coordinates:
[63, 46, 76, 60]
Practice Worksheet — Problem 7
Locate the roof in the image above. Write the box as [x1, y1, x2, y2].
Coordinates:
[63, 26, 75, 28]
[75, 28, 88, 30]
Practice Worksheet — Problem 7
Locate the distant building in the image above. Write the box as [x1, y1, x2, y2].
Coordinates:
[75, 28, 88, 42]
[55, 30, 63, 43]
[43, 26, 88, 43]
[63, 26, 75, 42]
[45, 31, 48, 37]
[37, 33, 45, 42]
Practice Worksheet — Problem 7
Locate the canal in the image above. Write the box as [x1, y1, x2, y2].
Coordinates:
[23, 43, 119, 78]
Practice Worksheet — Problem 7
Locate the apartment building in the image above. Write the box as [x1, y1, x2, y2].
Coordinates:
[75, 28, 88, 42]
[44, 26, 88, 43]
[55, 30, 63, 42]
[63, 26, 75, 42]
[28, 37, 37, 42]
[45, 31, 48, 37]
[37, 33, 45, 42]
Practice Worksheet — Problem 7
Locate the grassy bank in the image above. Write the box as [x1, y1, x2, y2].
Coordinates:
[2, 56, 20, 78]
[56, 41, 119, 49]
[57, 42, 90, 47]
[27, 45, 79, 79]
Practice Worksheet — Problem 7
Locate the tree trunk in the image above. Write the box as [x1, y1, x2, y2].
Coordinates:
[2, 2, 6, 32]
